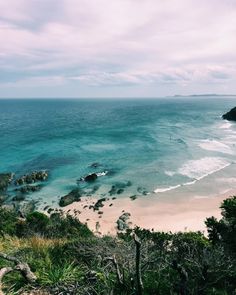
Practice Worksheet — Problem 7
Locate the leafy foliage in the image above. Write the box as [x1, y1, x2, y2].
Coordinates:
[206, 196, 236, 255]
[0, 196, 236, 294]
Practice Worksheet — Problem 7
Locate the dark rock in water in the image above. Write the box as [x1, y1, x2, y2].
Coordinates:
[12, 194, 25, 202]
[90, 162, 101, 168]
[14, 184, 42, 194]
[109, 185, 117, 196]
[222, 107, 236, 121]
[85, 173, 98, 182]
[130, 195, 137, 201]
[84, 185, 100, 196]
[176, 138, 187, 146]
[59, 188, 82, 207]
[91, 185, 100, 193]
[0, 173, 14, 192]
[80, 173, 98, 182]
[108, 181, 132, 196]
[15, 170, 48, 186]
[137, 186, 148, 195]
[117, 188, 124, 194]
[126, 181, 132, 187]
[116, 212, 131, 231]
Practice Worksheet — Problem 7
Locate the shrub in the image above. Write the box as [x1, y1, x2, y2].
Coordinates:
[26, 212, 50, 233]
[0, 207, 18, 236]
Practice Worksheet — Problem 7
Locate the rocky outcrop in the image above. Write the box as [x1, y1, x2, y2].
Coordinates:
[108, 181, 132, 196]
[79, 173, 98, 182]
[15, 171, 48, 186]
[18, 200, 36, 217]
[59, 188, 82, 207]
[116, 212, 131, 231]
[222, 107, 236, 121]
[80, 171, 109, 183]
[93, 198, 108, 211]
[0, 173, 14, 192]
[84, 173, 98, 182]
[12, 194, 25, 202]
[15, 184, 42, 194]
[137, 186, 148, 195]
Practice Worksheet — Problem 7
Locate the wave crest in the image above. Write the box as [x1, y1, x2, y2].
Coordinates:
[198, 139, 233, 154]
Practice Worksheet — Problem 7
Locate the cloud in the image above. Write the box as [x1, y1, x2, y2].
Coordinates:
[0, 75, 66, 88]
[0, 0, 236, 96]
[72, 66, 234, 86]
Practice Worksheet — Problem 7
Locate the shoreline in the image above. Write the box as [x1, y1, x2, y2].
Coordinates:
[61, 188, 236, 235]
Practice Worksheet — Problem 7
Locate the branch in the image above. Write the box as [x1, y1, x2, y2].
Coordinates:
[0, 267, 14, 295]
[0, 267, 13, 281]
[106, 255, 123, 286]
[0, 253, 20, 264]
[172, 260, 188, 295]
[134, 234, 143, 295]
[15, 263, 37, 283]
[0, 252, 37, 294]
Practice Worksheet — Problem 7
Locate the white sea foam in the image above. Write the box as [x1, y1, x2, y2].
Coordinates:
[183, 180, 197, 186]
[155, 157, 231, 194]
[165, 170, 175, 177]
[154, 179, 198, 194]
[198, 139, 233, 154]
[97, 171, 108, 177]
[154, 184, 181, 193]
[178, 157, 230, 180]
[219, 122, 233, 129]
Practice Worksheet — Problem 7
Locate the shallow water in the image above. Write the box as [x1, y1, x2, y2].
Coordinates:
[0, 96, 236, 206]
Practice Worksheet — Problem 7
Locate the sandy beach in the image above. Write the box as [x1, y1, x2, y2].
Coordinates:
[62, 188, 236, 235]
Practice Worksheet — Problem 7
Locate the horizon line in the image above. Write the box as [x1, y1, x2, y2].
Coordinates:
[0, 94, 236, 100]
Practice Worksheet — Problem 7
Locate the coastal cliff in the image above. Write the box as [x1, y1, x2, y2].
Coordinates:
[222, 106, 236, 121]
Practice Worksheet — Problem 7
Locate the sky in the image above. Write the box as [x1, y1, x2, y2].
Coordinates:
[0, 0, 236, 98]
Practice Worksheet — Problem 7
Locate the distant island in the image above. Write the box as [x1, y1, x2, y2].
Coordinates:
[174, 94, 236, 97]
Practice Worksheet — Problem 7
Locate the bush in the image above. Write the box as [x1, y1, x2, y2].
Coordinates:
[0, 208, 93, 239]
[1, 196, 236, 294]
[26, 212, 50, 233]
[206, 196, 236, 255]
[0, 207, 18, 236]
[48, 213, 93, 239]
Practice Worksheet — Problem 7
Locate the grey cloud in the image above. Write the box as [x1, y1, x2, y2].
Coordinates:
[0, 0, 236, 96]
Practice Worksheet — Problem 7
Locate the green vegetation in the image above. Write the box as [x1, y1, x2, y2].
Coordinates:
[0, 197, 236, 294]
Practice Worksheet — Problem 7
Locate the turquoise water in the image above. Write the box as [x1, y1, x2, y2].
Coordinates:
[1, 97, 236, 206]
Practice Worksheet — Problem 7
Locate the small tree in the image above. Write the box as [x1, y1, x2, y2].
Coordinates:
[206, 196, 236, 255]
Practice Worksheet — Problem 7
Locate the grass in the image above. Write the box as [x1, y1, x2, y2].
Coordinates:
[0, 235, 28, 252]
[0, 197, 236, 294]
[39, 262, 82, 286]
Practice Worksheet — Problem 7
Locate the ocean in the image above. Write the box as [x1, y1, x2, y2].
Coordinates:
[1, 96, 236, 208]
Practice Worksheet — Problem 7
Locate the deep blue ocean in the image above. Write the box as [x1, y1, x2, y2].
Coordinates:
[1, 96, 236, 206]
